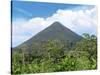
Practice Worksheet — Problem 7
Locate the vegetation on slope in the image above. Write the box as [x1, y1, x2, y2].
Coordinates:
[12, 33, 97, 74]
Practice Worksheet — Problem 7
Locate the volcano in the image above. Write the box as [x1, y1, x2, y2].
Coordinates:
[13, 22, 82, 55]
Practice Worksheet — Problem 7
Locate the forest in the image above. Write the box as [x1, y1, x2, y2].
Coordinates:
[12, 33, 97, 74]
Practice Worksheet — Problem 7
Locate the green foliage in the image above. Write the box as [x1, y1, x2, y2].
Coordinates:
[12, 33, 97, 74]
[42, 40, 65, 61]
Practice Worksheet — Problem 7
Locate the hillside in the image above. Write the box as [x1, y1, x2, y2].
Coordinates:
[13, 21, 83, 56]
[12, 22, 97, 74]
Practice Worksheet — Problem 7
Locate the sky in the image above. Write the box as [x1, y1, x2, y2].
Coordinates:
[12, 1, 97, 47]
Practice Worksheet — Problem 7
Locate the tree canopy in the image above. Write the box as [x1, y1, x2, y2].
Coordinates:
[12, 33, 97, 74]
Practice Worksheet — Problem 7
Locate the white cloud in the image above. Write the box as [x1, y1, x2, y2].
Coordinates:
[12, 7, 97, 47]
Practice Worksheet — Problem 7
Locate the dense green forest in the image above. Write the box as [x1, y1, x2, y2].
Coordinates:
[12, 33, 97, 74]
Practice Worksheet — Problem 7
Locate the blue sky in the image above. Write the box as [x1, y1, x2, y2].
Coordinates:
[12, 1, 97, 47]
[12, 1, 94, 20]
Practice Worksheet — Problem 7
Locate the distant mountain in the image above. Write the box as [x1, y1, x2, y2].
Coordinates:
[13, 22, 82, 55]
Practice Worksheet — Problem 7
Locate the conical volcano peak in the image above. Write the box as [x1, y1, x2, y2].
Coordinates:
[52, 21, 61, 24]
[51, 21, 63, 26]
[15, 21, 82, 49]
